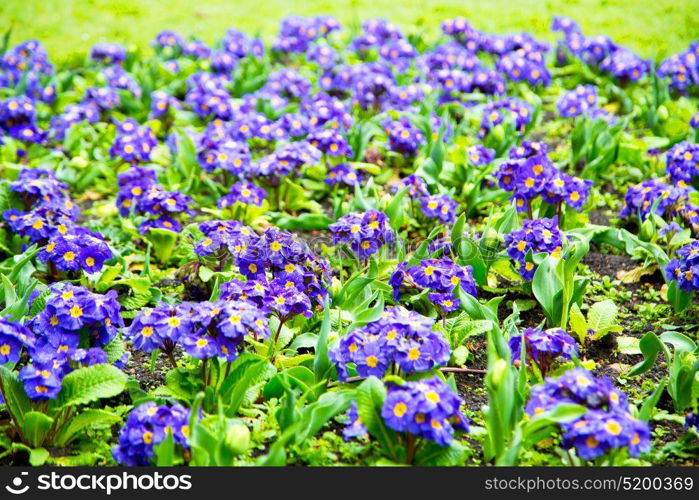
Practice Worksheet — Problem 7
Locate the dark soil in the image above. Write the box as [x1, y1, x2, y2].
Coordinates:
[123, 344, 184, 391]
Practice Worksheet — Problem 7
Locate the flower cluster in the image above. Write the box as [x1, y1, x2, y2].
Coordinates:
[325, 163, 364, 187]
[90, 43, 127, 65]
[17, 283, 123, 400]
[383, 117, 426, 156]
[556, 85, 598, 118]
[665, 240, 699, 293]
[330, 210, 394, 258]
[390, 258, 477, 312]
[665, 141, 699, 185]
[478, 98, 533, 138]
[37, 226, 113, 274]
[526, 368, 651, 459]
[3, 168, 114, 274]
[112, 402, 192, 466]
[308, 128, 352, 157]
[196, 225, 330, 317]
[505, 217, 565, 280]
[342, 402, 368, 441]
[382, 377, 469, 446]
[116, 166, 194, 233]
[494, 144, 593, 213]
[273, 16, 340, 53]
[126, 299, 268, 361]
[109, 119, 158, 164]
[466, 144, 495, 166]
[508, 327, 578, 376]
[218, 181, 266, 208]
[194, 220, 255, 258]
[0, 95, 46, 143]
[618, 178, 694, 223]
[420, 194, 458, 223]
[329, 307, 449, 380]
[657, 42, 699, 94]
[497, 50, 551, 87]
[3, 168, 77, 240]
[556, 21, 649, 82]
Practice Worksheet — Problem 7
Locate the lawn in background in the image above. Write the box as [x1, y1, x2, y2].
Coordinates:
[0, 0, 698, 64]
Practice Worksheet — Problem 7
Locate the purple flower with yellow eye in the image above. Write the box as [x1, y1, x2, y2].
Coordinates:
[326, 163, 364, 187]
[466, 144, 495, 166]
[307, 43, 338, 69]
[195, 220, 255, 258]
[307, 128, 352, 157]
[478, 97, 533, 137]
[329, 210, 394, 258]
[498, 50, 551, 87]
[90, 43, 127, 64]
[109, 119, 158, 164]
[618, 178, 691, 222]
[219, 181, 266, 208]
[505, 217, 564, 280]
[665, 240, 699, 293]
[329, 306, 449, 380]
[125, 303, 193, 354]
[0, 318, 33, 364]
[390, 174, 429, 199]
[398, 257, 477, 311]
[557, 85, 598, 118]
[381, 377, 468, 446]
[149, 91, 180, 118]
[543, 173, 593, 210]
[18, 361, 64, 400]
[509, 327, 578, 376]
[264, 280, 313, 319]
[113, 402, 192, 466]
[526, 368, 650, 460]
[420, 194, 458, 223]
[384, 116, 425, 155]
[83, 86, 120, 111]
[342, 402, 368, 441]
[666, 141, 699, 184]
[427, 292, 461, 313]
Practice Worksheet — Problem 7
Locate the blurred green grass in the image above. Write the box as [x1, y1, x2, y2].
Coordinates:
[1, 0, 698, 63]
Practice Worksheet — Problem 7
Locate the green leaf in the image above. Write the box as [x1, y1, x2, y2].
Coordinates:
[54, 409, 122, 447]
[145, 228, 179, 264]
[568, 303, 588, 344]
[659, 331, 697, 353]
[154, 433, 177, 466]
[29, 447, 49, 466]
[54, 364, 127, 409]
[274, 213, 333, 230]
[222, 358, 276, 417]
[628, 332, 668, 377]
[617, 336, 641, 355]
[588, 300, 618, 339]
[356, 377, 400, 461]
[28, 286, 51, 317]
[23, 412, 54, 448]
[639, 380, 667, 422]
[103, 334, 126, 364]
[263, 366, 315, 400]
[384, 187, 408, 232]
[313, 303, 334, 384]
[0, 365, 32, 427]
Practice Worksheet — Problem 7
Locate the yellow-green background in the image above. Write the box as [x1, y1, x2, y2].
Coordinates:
[1, 0, 698, 63]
